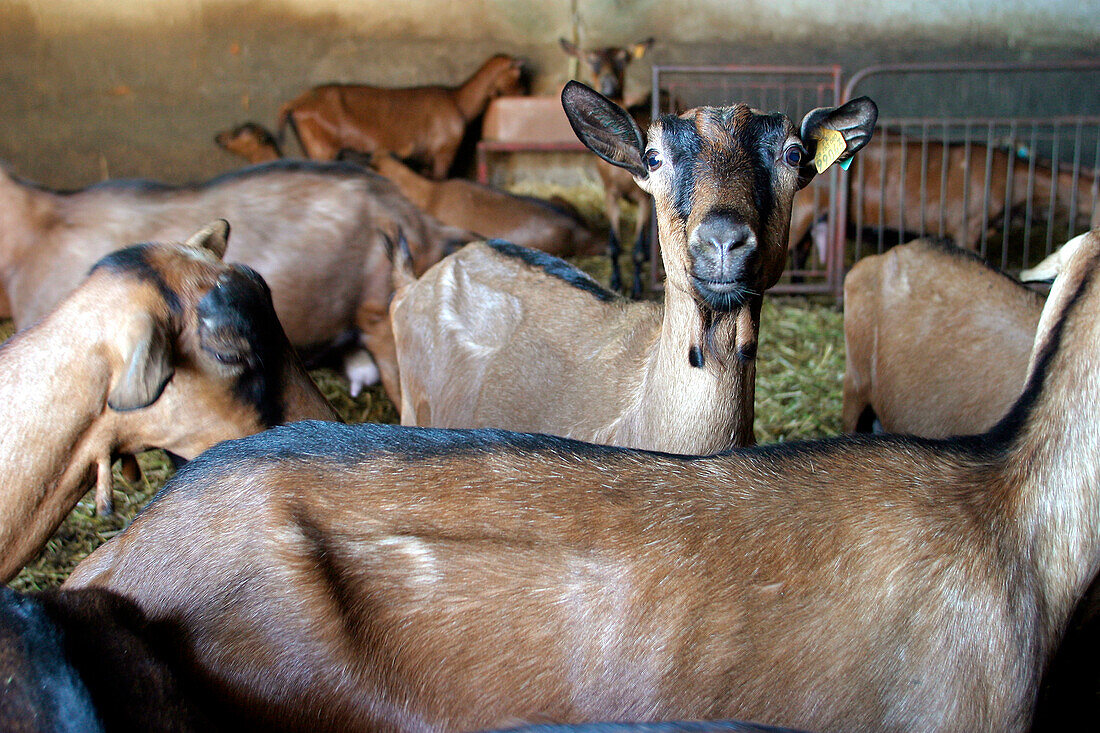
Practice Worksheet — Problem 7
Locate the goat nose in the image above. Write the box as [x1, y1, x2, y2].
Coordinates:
[697, 219, 755, 256]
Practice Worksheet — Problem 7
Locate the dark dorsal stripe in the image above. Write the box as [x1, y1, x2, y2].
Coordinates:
[486, 239, 618, 303]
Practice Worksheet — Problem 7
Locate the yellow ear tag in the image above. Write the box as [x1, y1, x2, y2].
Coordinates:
[813, 127, 847, 174]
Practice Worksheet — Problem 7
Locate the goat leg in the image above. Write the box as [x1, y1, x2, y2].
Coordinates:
[117, 453, 141, 484]
[94, 456, 114, 517]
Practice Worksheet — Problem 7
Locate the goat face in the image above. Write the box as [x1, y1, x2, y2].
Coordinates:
[485, 55, 526, 98]
[563, 81, 877, 312]
[101, 223, 319, 458]
[560, 38, 654, 100]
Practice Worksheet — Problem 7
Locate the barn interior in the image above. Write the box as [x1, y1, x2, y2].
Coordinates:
[2, 3, 1100, 728]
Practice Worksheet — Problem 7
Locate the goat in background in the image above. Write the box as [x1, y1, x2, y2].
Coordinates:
[561, 38, 656, 297]
[0, 221, 337, 583]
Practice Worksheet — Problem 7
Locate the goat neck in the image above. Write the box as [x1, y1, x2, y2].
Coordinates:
[0, 167, 44, 296]
[453, 55, 521, 122]
[620, 201, 760, 451]
[372, 155, 434, 209]
[999, 229, 1100, 647]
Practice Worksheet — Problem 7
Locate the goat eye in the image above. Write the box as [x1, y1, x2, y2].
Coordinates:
[645, 150, 663, 171]
[783, 146, 804, 167]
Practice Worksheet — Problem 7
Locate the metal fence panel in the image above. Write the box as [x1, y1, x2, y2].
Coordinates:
[649, 60, 1100, 298]
[841, 62, 1100, 292]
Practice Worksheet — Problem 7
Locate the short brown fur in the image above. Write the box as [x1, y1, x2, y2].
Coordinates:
[277, 55, 525, 178]
[842, 238, 1046, 436]
[0, 160, 474, 404]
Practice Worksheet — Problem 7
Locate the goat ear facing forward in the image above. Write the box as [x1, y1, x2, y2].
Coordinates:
[562, 81, 647, 179]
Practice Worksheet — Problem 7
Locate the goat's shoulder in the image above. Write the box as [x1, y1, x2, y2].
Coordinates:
[479, 240, 621, 303]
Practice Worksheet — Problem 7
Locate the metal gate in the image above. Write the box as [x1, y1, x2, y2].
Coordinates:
[649, 60, 1100, 297]
[839, 60, 1100, 290]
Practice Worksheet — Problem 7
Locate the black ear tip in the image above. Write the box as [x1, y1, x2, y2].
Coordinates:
[561, 80, 589, 101]
[847, 96, 879, 120]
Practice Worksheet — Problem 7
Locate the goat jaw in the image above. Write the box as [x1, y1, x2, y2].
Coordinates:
[94, 455, 114, 516]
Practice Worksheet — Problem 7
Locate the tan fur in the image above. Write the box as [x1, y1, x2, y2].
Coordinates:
[841, 239, 1046, 436]
[790, 139, 1100, 258]
[277, 55, 525, 178]
[213, 124, 598, 260]
[0, 227, 336, 583]
[66, 231, 1100, 732]
[0, 161, 474, 404]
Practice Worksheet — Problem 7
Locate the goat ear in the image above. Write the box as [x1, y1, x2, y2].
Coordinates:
[560, 38, 580, 57]
[184, 219, 230, 259]
[799, 96, 878, 180]
[107, 315, 174, 411]
[630, 38, 655, 59]
[562, 80, 647, 179]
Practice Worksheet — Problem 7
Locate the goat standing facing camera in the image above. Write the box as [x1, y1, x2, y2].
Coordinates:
[392, 81, 877, 453]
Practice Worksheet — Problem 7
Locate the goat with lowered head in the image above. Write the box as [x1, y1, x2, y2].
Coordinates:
[0, 221, 337, 584]
[63, 229, 1100, 731]
[392, 81, 877, 452]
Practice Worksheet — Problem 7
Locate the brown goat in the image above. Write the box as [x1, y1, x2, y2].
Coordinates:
[841, 237, 1046, 437]
[64, 229, 1100, 731]
[213, 124, 600, 261]
[0, 222, 337, 583]
[277, 55, 525, 178]
[0, 585, 809, 733]
[214, 122, 283, 163]
[0, 159, 473, 403]
[790, 138, 1100, 267]
[562, 38, 656, 296]
[367, 152, 602, 258]
[392, 82, 877, 453]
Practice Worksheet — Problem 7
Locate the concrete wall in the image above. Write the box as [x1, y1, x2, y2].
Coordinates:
[1, 0, 1097, 188]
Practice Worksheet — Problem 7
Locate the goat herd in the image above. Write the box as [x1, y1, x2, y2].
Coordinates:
[1, 44, 1100, 733]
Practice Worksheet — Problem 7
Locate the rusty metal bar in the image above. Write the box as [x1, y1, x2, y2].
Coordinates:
[980, 122, 995, 257]
[898, 127, 908, 247]
[1000, 120, 1017, 271]
[919, 123, 929, 239]
[1046, 121, 1061, 256]
[1069, 120, 1084, 241]
[1022, 125, 1039, 267]
[842, 59, 1100, 103]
